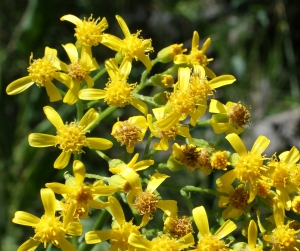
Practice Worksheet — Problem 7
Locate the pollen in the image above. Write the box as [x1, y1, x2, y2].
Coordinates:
[271, 161, 290, 188]
[133, 191, 158, 215]
[270, 223, 300, 251]
[111, 120, 142, 148]
[161, 75, 174, 88]
[229, 186, 249, 211]
[196, 235, 228, 251]
[75, 15, 107, 47]
[168, 90, 196, 115]
[256, 180, 270, 198]
[190, 50, 210, 67]
[34, 214, 65, 248]
[189, 73, 214, 99]
[104, 81, 135, 107]
[110, 221, 140, 250]
[235, 152, 264, 184]
[28, 56, 57, 86]
[211, 151, 229, 170]
[151, 236, 182, 251]
[56, 121, 89, 154]
[228, 102, 251, 128]
[68, 61, 89, 80]
[292, 196, 300, 214]
[167, 216, 193, 239]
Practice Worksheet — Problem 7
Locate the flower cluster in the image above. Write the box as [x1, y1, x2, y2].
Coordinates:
[9, 14, 300, 251]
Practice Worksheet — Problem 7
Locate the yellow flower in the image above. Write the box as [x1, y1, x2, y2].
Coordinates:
[46, 160, 117, 220]
[6, 47, 71, 102]
[111, 115, 148, 153]
[209, 99, 251, 135]
[101, 15, 153, 71]
[268, 146, 300, 210]
[79, 58, 148, 115]
[12, 188, 82, 251]
[245, 220, 263, 251]
[28, 106, 113, 169]
[60, 43, 99, 104]
[217, 133, 271, 203]
[60, 14, 108, 47]
[157, 43, 187, 63]
[156, 67, 236, 131]
[174, 31, 215, 79]
[217, 183, 249, 219]
[163, 214, 194, 239]
[128, 232, 195, 251]
[191, 206, 237, 251]
[85, 196, 141, 250]
[147, 107, 193, 151]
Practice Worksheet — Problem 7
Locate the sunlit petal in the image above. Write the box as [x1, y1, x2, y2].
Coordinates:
[45, 182, 72, 194]
[58, 237, 77, 251]
[28, 133, 57, 147]
[192, 31, 199, 49]
[192, 206, 210, 237]
[116, 15, 131, 37]
[73, 160, 86, 185]
[17, 238, 40, 251]
[85, 230, 112, 244]
[12, 211, 40, 226]
[214, 219, 237, 239]
[62, 43, 78, 63]
[146, 173, 169, 194]
[157, 200, 177, 216]
[44, 81, 62, 102]
[43, 106, 64, 128]
[209, 75, 236, 89]
[6, 76, 34, 95]
[66, 222, 82, 236]
[225, 133, 247, 156]
[41, 188, 56, 215]
[251, 135, 270, 155]
[60, 14, 82, 25]
[248, 220, 258, 249]
[131, 98, 148, 116]
[109, 196, 125, 225]
[79, 88, 106, 100]
[88, 200, 109, 209]
[128, 233, 152, 249]
[87, 138, 113, 150]
[54, 152, 71, 169]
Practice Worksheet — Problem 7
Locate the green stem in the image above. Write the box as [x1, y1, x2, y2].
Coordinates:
[78, 209, 111, 251]
[182, 186, 226, 197]
[161, 64, 179, 75]
[133, 93, 161, 107]
[95, 150, 111, 162]
[45, 244, 52, 251]
[140, 69, 149, 86]
[76, 99, 84, 121]
[196, 120, 211, 126]
[89, 106, 118, 131]
[84, 100, 102, 109]
[85, 173, 109, 182]
[93, 67, 107, 82]
[142, 136, 153, 159]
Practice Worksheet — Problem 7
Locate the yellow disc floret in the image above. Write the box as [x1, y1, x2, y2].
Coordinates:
[28, 55, 57, 86]
[68, 61, 89, 80]
[211, 151, 229, 170]
[151, 236, 183, 251]
[165, 216, 193, 239]
[228, 102, 251, 128]
[229, 186, 249, 211]
[34, 215, 65, 248]
[133, 191, 158, 215]
[56, 121, 89, 153]
[196, 235, 228, 251]
[256, 180, 270, 198]
[190, 50, 210, 67]
[292, 196, 300, 214]
[168, 90, 196, 115]
[104, 81, 135, 107]
[189, 73, 214, 99]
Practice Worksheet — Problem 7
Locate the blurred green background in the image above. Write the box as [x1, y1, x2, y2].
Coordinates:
[1, 0, 300, 250]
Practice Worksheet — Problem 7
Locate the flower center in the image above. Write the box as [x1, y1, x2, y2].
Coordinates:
[151, 236, 182, 251]
[111, 121, 142, 148]
[104, 80, 135, 107]
[34, 215, 65, 248]
[168, 91, 196, 115]
[56, 121, 89, 153]
[229, 186, 249, 211]
[256, 180, 270, 198]
[68, 61, 89, 80]
[159, 124, 178, 140]
[228, 102, 251, 128]
[211, 151, 229, 170]
[75, 15, 107, 47]
[110, 221, 140, 250]
[190, 50, 210, 67]
[166, 216, 193, 239]
[271, 223, 300, 251]
[28, 56, 57, 86]
[189, 74, 214, 99]
[169, 44, 186, 59]
[133, 191, 158, 215]
[196, 235, 227, 251]
[292, 196, 300, 214]
[271, 161, 290, 188]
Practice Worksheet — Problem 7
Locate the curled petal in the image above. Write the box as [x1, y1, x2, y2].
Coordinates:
[146, 173, 169, 194]
[6, 76, 34, 95]
[78, 108, 99, 130]
[60, 14, 82, 25]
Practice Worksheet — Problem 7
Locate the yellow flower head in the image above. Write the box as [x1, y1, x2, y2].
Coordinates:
[101, 15, 153, 71]
[46, 160, 117, 219]
[164, 214, 194, 239]
[60, 43, 99, 105]
[12, 188, 82, 251]
[191, 206, 237, 251]
[6, 47, 71, 102]
[217, 133, 270, 203]
[28, 106, 113, 169]
[61, 14, 108, 47]
[111, 115, 148, 153]
[148, 107, 193, 151]
[79, 58, 148, 115]
[157, 43, 187, 63]
[209, 99, 251, 135]
[85, 196, 141, 250]
[211, 151, 230, 170]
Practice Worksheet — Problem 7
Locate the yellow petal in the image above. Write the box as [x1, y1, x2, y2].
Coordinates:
[28, 133, 57, 147]
[44, 81, 62, 102]
[248, 220, 258, 249]
[192, 206, 210, 237]
[54, 151, 71, 169]
[63, 80, 80, 105]
[93, 185, 118, 196]
[79, 88, 106, 100]
[132, 160, 154, 171]
[45, 182, 73, 194]
[80, 46, 95, 70]
[44, 47, 58, 64]
[147, 173, 169, 194]
[155, 111, 180, 131]
[225, 133, 247, 156]
[216, 170, 236, 187]
[87, 138, 113, 150]
[214, 219, 237, 239]
[105, 58, 119, 81]
[152, 107, 165, 121]
[192, 31, 199, 49]
[153, 138, 169, 151]
[12, 211, 40, 226]
[73, 160, 86, 185]
[218, 196, 230, 208]
[248, 183, 257, 203]
[177, 232, 195, 249]
[60, 14, 82, 25]
[222, 205, 243, 220]
[43, 106, 64, 128]
[57, 237, 77, 251]
[88, 200, 109, 209]
[128, 153, 139, 167]
[209, 75, 236, 89]
[119, 57, 132, 80]
[109, 196, 125, 225]
[120, 168, 142, 198]
[41, 188, 56, 215]
[204, 66, 216, 79]
[84, 75, 94, 88]
[17, 238, 40, 251]
[66, 222, 82, 236]
[209, 99, 227, 113]
[178, 67, 191, 91]
[174, 54, 189, 65]
[157, 200, 178, 216]
[280, 146, 300, 164]
[62, 43, 78, 63]
[128, 233, 152, 249]
[251, 135, 270, 155]
[140, 214, 151, 227]
[6, 76, 34, 95]
[85, 230, 113, 244]
[138, 53, 152, 72]
[54, 72, 72, 88]
[63, 202, 77, 229]
[131, 98, 148, 116]
[116, 15, 131, 37]
[101, 34, 124, 52]
[78, 108, 99, 130]
[201, 38, 211, 53]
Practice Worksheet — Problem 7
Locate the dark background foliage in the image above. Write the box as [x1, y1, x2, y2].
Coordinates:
[1, 0, 300, 250]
